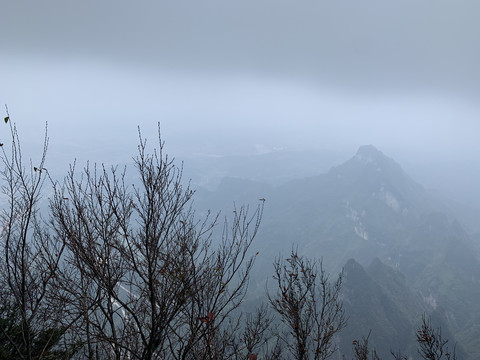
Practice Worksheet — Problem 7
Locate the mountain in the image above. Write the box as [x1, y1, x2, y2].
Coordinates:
[251, 145, 447, 271]
[194, 145, 480, 358]
[180, 148, 347, 190]
[340, 258, 466, 359]
[340, 258, 424, 358]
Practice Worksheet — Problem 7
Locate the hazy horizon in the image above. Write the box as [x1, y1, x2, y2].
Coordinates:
[1, 1, 480, 205]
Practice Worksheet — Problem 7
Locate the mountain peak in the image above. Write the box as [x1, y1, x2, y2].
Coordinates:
[355, 145, 385, 163]
[326, 144, 435, 221]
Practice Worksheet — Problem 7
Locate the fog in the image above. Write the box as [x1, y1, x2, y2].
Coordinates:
[1, 0, 480, 205]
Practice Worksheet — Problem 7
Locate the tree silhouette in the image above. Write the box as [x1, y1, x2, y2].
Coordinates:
[0, 107, 76, 359]
[416, 315, 457, 360]
[49, 126, 265, 359]
[268, 249, 347, 360]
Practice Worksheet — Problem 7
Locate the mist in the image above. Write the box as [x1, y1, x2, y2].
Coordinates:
[1, 0, 480, 211]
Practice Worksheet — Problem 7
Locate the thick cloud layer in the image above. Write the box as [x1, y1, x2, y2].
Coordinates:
[3, 1, 480, 94]
[1, 1, 479, 177]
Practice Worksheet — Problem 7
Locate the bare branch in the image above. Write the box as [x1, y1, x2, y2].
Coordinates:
[268, 249, 347, 360]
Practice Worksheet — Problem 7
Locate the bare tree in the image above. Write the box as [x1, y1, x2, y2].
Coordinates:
[346, 315, 458, 360]
[349, 332, 382, 360]
[0, 108, 75, 359]
[50, 126, 265, 359]
[268, 249, 347, 360]
[221, 304, 276, 360]
[416, 315, 457, 360]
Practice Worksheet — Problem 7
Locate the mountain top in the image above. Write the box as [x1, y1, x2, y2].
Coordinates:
[355, 144, 385, 162]
[332, 144, 402, 178]
[353, 145, 402, 173]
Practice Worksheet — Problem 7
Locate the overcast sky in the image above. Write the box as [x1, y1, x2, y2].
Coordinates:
[1, 0, 480, 170]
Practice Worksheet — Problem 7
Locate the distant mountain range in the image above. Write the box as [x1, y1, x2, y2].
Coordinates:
[193, 145, 480, 358]
[179, 148, 347, 190]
